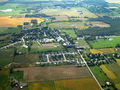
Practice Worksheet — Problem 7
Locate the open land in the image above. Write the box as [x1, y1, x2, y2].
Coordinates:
[89, 37, 120, 49]
[31, 42, 65, 52]
[28, 78, 100, 90]
[0, 16, 44, 27]
[90, 21, 110, 27]
[116, 59, 120, 66]
[61, 30, 77, 38]
[90, 48, 115, 54]
[53, 15, 69, 22]
[14, 65, 92, 82]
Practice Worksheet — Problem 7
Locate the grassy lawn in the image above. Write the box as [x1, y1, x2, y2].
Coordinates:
[90, 66, 107, 85]
[74, 39, 90, 48]
[89, 37, 120, 49]
[61, 30, 77, 38]
[0, 27, 21, 34]
[10, 71, 23, 81]
[0, 74, 8, 90]
[31, 41, 65, 52]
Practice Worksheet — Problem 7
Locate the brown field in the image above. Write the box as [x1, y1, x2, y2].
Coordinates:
[90, 48, 115, 54]
[14, 65, 92, 82]
[0, 16, 44, 27]
[53, 15, 69, 21]
[91, 21, 110, 27]
[96, 14, 104, 17]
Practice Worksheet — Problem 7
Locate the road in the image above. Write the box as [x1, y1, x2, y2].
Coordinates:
[37, 40, 41, 46]
[22, 36, 25, 45]
[77, 50, 103, 90]
[22, 7, 27, 30]
[46, 54, 50, 62]
[62, 53, 67, 62]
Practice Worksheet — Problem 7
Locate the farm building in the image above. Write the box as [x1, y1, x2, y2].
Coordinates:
[0, 9, 14, 12]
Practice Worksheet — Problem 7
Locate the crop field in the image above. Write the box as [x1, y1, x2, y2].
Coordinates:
[90, 21, 110, 27]
[74, 39, 90, 48]
[53, 15, 69, 21]
[0, 16, 44, 27]
[0, 74, 8, 90]
[61, 30, 77, 38]
[70, 17, 89, 21]
[31, 42, 65, 52]
[90, 66, 107, 85]
[116, 59, 120, 66]
[89, 37, 120, 49]
[28, 78, 100, 90]
[14, 65, 92, 82]
[25, 54, 39, 62]
[115, 83, 120, 90]
[100, 65, 118, 80]
[90, 48, 115, 54]
[49, 22, 86, 30]
[106, 0, 120, 4]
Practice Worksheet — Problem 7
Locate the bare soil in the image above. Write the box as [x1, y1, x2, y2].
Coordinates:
[91, 21, 110, 27]
[14, 65, 92, 82]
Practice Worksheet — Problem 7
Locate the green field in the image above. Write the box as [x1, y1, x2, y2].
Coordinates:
[0, 74, 8, 90]
[74, 39, 90, 48]
[90, 66, 107, 85]
[89, 37, 120, 49]
[61, 30, 77, 38]
[0, 27, 21, 34]
[10, 71, 23, 81]
[31, 42, 65, 52]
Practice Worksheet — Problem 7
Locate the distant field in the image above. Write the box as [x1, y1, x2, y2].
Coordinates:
[31, 42, 65, 52]
[90, 48, 115, 54]
[90, 66, 106, 85]
[14, 65, 92, 82]
[0, 0, 8, 2]
[89, 37, 120, 49]
[53, 15, 69, 21]
[116, 59, 120, 66]
[28, 78, 100, 90]
[90, 21, 110, 27]
[0, 16, 44, 27]
[74, 39, 90, 48]
[106, 0, 120, 4]
[49, 22, 86, 30]
[70, 17, 88, 21]
[100, 65, 118, 80]
[25, 54, 39, 62]
[61, 30, 77, 38]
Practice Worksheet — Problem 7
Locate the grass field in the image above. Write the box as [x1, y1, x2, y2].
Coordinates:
[49, 22, 86, 30]
[116, 59, 120, 66]
[74, 39, 90, 48]
[0, 16, 44, 27]
[89, 37, 120, 49]
[90, 66, 107, 85]
[31, 42, 65, 52]
[0, 74, 8, 90]
[53, 15, 69, 22]
[100, 65, 118, 80]
[90, 48, 115, 54]
[0, 27, 21, 34]
[25, 54, 39, 62]
[61, 30, 77, 38]
[28, 78, 100, 90]
[14, 65, 92, 82]
[115, 83, 120, 90]
[10, 71, 23, 81]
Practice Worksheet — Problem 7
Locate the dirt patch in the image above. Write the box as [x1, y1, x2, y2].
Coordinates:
[14, 65, 92, 82]
[91, 21, 110, 27]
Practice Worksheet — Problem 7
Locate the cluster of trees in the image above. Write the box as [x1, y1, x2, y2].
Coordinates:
[25, 14, 50, 18]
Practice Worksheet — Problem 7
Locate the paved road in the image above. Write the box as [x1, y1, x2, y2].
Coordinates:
[62, 53, 67, 62]
[77, 50, 103, 90]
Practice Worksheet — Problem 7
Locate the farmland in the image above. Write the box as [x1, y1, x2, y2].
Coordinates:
[28, 78, 100, 90]
[53, 15, 69, 22]
[116, 59, 120, 66]
[115, 83, 120, 90]
[100, 65, 118, 80]
[14, 65, 92, 82]
[89, 37, 120, 49]
[0, 74, 8, 90]
[10, 71, 23, 81]
[0, 16, 44, 27]
[90, 48, 115, 54]
[31, 42, 65, 52]
[61, 30, 77, 38]
[90, 66, 107, 85]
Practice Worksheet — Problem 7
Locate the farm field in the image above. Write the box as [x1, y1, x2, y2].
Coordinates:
[89, 37, 120, 49]
[0, 74, 8, 90]
[90, 66, 107, 85]
[49, 22, 86, 30]
[53, 15, 69, 21]
[31, 42, 65, 52]
[14, 65, 92, 82]
[90, 48, 115, 54]
[116, 59, 120, 66]
[28, 78, 100, 90]
[90, 21, 110, 27]
[74, 39, 90, 48]
[100, 65, 119, 81]
[115, 83, 120, 90]
[105, 0, 120, 4]
[25, 54, 39, 62]
[10, 71, 23, 81]
[0, 16, 44, 27]
[61, 30, 77, 38]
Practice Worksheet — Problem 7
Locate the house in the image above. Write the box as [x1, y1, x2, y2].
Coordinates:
[19, 83, 27, 89]
[23, 45, 28, 48]
[56, 37, 64, 42]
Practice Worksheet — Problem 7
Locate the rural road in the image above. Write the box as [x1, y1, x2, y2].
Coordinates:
[22, 7, 27, 30]
[37, 40, 41, 46]
[62, 53, 67, 62]
[77, 50, 103, 90]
